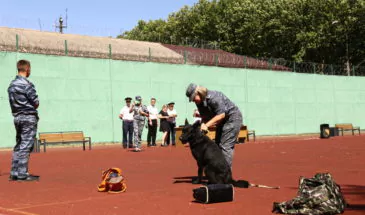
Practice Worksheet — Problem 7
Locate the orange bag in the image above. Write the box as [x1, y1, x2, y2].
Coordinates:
[97, 168, 127, 193]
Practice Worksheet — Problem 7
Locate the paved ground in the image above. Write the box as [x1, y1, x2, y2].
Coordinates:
[0, 134, 364, 215]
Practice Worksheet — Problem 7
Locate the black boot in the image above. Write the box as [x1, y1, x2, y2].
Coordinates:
[14, 175, 40, 182]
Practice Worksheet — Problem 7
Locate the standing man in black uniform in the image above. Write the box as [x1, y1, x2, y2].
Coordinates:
[8, 60, 40, 181]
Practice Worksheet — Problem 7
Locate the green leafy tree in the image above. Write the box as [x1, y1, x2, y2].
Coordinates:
[119, 0, 365, 66]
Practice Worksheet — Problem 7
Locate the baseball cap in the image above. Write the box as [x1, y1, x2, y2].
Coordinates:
[186, 83, 197, 102]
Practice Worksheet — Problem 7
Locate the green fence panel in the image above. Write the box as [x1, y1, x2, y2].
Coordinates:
[1, 51, 365, 148]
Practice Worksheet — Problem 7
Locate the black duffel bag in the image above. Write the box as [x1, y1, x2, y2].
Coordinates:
[193, 184, 234, 204]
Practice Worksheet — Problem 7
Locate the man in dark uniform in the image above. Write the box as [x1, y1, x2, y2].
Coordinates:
[185, 83, 243, 168]
[166, 102, 177, 146]
[8, 59, 40, 181]
[147, 98, 158, 147]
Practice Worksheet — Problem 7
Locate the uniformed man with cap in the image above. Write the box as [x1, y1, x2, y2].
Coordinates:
[130, 96, 149, 151]
[119, 97, 134, 149]
[8, 59, 40, 181]
[185, 83, 243, 168]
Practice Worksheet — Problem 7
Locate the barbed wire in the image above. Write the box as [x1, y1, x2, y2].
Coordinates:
[1, 29, 364, 76]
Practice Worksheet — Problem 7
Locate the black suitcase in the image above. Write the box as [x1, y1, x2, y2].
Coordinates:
[320, 124, 330, 139]
[193, 184, 234, 204]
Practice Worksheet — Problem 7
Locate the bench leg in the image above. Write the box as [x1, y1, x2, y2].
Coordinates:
[352, 130, 354, 135]
[37, 140, 40, 153]
[43, 143, 46, 153]
[253, 132, 256, 142]
[89, 139, 91, 150]
[83, 141, 86, 151]
[32, 138, 37, 153]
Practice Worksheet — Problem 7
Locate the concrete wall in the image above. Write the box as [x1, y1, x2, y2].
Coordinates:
[1, 51, 364, 147]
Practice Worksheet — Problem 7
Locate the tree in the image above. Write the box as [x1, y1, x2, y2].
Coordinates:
[119, 0, 365, 67]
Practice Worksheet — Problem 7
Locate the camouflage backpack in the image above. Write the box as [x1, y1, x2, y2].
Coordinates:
[272, 173, 347, 215]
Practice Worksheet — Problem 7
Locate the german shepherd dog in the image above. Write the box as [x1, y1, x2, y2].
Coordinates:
[179, 119, 249, 188]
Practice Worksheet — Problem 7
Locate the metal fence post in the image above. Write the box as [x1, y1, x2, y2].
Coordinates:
[148, 47, 151, 61]
[331, 64, 334, 75]
[352, 66, 355, 76]
[109, 44, 112, 59]
[107, 45, 114, 143]
[184, 51, 187, 64]
[268, 58, 272, 70]
[16, 34, 19, 51]
[293, 62, 296, 73]
[214, 54, 218, 66]
[313, 63, 316, 74]
[243, 56, 247, 69]
[64, 40, 68, 56]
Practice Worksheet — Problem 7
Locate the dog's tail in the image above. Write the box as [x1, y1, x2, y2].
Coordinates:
[232, 180, 280, 189]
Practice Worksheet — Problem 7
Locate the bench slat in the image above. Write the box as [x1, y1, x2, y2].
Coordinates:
[39, 134, 63, 142]
[335, 124, 354, 129]
[62, 133, 85, 142]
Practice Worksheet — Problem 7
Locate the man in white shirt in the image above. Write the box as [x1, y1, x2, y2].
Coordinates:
[147, 98, 158, 147]
[166, 102, 177, 146]
[119, 97, 134, 149]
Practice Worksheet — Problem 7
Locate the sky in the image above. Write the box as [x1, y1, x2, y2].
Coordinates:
[0, 0, 198, 37]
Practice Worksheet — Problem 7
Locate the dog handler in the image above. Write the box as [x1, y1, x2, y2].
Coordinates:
[185, 83, 243, 168]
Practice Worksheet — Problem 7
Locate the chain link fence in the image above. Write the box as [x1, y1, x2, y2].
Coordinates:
[260, 58, 365, 76]
[1, 28, 364, 76]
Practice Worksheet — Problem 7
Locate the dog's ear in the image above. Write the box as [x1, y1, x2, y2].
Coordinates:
[185, 118, 189, 126]
[192, 120, 201, 128]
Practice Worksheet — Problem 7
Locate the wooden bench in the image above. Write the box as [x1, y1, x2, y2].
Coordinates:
[37, 131, 91, 152]
[175, 125, 248, 146]
[205, 125, 248, 143]
[238, 126, 249, 142]
[247, 130, 256, 142]
[335, 124, 360, 136]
